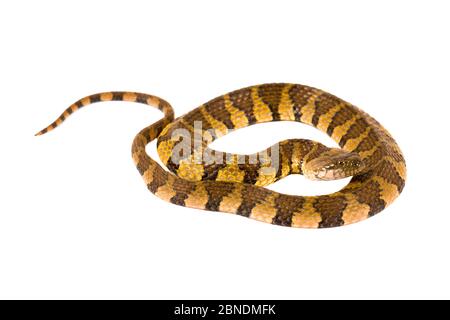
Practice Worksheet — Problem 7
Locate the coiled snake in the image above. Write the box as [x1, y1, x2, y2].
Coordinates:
[36, 83, 406, 228]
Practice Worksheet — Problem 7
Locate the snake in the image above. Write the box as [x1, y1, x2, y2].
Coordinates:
[36, 83, 406, 228]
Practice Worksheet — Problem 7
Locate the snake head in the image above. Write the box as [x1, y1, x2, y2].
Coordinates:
[303, 148, 365, 181]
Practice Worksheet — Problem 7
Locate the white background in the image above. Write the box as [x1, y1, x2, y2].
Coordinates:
[0, 0, 449, 299]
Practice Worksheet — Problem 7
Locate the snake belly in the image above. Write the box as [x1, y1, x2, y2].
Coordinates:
[36, 83, 406, 228]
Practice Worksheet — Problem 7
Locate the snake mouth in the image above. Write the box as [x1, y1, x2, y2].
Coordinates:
[308, 167, 350, 181]
[313, 168, 334, 181]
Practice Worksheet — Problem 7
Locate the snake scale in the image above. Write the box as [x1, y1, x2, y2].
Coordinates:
[36, 83, 406, 228]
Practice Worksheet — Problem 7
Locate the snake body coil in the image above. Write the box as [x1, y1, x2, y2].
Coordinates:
[36, 83, 406, 228]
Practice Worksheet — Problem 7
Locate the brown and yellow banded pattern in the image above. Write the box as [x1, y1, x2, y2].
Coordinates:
[36, 84, 406, 228]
